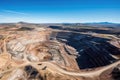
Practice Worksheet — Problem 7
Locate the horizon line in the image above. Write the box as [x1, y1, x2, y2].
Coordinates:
[0, 21, 120, 24]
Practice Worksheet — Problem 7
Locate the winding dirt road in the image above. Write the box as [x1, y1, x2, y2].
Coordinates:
[37, 60, 120, 78]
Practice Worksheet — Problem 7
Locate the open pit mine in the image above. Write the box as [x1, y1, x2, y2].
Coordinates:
[0, 23, 120, 80]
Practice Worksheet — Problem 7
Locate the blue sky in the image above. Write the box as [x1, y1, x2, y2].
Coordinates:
[0, 0, 120, 23]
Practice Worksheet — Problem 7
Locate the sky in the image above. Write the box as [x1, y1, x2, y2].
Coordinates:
[0, 0, 120, 23]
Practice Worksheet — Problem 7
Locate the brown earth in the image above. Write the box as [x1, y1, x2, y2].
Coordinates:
[0, 24, 120, 80]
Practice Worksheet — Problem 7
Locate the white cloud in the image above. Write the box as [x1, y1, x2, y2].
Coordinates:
[3, 10, 28, 15]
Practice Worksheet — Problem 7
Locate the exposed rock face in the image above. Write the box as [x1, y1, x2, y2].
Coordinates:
[8, 69, 27, 80]
[0, 25, 120, 80]
[110, 40, 120, 53]
[6, 29, 51, 60]
[0, 26, 81, 80]
[53, 31, 120, 69]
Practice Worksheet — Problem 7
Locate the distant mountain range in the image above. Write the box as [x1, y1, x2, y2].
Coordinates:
[62, 22, 120, 27]
[84, 22, 120, 27]
[0, 22, 120, 27]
